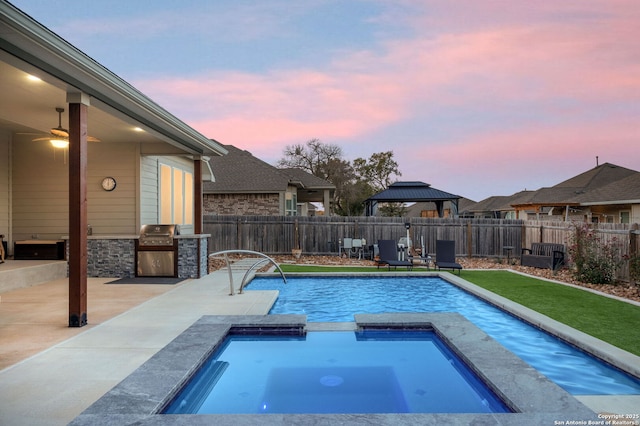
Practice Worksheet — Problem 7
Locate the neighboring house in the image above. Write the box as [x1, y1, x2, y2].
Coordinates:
[0, 4, 227, 324]
[204, 144, 335, 216]
[466, 163, 639, 223]
[571, 171, 640, 224]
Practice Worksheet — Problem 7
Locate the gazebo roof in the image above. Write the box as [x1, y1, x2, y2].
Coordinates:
[366, 181, 461, 202]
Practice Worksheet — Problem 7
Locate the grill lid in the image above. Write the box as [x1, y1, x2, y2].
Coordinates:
[139, 224, 179, 246]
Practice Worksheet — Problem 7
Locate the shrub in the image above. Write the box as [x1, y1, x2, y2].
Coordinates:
[567, 223, 621, 284]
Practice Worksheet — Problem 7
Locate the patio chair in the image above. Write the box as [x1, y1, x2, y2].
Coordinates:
[340, 238, 353, 258]
[376, 239, 413, 271]
[351, 238, 364, 259]
[435, 240, 462, 275]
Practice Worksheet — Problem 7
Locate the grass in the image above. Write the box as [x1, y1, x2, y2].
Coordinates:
[277, 265, 640, 355]
[461, 270, 640, 356]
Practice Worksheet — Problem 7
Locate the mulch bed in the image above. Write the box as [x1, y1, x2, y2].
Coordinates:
[208, 254, 640, 303]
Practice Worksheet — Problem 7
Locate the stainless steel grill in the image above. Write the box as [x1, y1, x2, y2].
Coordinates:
[136, 224, 179, 277]
[139, 224, 178, 246]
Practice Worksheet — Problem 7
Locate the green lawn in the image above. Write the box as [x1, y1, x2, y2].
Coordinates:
[278, 265, 640, 355]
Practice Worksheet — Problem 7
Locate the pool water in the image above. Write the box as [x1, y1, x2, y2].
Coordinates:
[164, 330, 510, 414]
[247, 276, 640, 396]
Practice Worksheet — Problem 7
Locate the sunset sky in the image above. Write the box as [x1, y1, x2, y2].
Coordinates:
[10, 0, 640, 201]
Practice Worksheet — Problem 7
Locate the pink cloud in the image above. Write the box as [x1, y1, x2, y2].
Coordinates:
[132, 1, 639, 200]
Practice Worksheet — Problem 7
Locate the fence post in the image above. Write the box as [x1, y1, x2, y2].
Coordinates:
[539, 224, 544, 243]
[466, 222, 472, 258]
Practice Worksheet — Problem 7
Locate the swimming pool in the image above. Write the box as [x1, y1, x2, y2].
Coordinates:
[246, 275, 640, 396]
[164, 330, 510, 414]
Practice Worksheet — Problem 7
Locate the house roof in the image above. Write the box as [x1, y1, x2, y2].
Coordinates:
[464, 191, 535, 213]
[280, 167, 335, 191]
[511, 163, 639, 207]
[205, 145, 290, 193]
[573, 172, 640, 205]
[366, 181, 461, 202]
[204, 144, 335, 194]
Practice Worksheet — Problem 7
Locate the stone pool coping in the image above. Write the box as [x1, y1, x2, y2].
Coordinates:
[70, 313, 597, 425]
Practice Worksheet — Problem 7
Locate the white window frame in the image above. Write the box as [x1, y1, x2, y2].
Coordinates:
[159, 163, 193, 226]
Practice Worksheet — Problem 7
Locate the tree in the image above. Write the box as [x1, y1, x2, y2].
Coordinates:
[352, 151, 401, 192]
[334, 179, 374, 216]
[278, 139, 354, 215]
[277, 138, 343, 179]
[277, 140, 403, 216]
[353, 151, 403, 216]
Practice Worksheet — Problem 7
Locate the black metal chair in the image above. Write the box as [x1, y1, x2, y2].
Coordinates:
[376, 239, 413, 270]
[435, 240, 462, 275]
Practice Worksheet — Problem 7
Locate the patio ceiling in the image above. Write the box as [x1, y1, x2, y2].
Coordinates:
[0, 3, 226, 157]
[1, 56, 153, 141]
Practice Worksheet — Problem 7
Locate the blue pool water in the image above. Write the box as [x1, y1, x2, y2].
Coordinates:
[164, 330, 510, 414]
[247, 276, 640, 396]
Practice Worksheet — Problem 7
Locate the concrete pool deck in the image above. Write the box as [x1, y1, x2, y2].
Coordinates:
[0, 262, 639, 425]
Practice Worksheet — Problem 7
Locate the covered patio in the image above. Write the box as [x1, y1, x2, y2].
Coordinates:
[1, 3, 226, 326]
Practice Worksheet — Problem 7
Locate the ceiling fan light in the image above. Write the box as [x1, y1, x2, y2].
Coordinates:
[50, 139, 69, 148]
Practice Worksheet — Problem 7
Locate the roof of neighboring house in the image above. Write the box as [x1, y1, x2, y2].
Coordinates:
[366, 181, 461, 202]
[280, 167, 336, 191]
[573, 172, 640, 204]
[464, 191, 535, 213]
[511, 163, 639, 207]
[204, 144, 335, 194]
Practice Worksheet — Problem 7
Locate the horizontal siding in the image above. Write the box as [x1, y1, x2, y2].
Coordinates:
[11, 138, 140, 239]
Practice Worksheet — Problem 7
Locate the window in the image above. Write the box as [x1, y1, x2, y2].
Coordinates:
[160, 163, 193, 225]
[620, 211, 630, 224]
[285, 191, 297, 216]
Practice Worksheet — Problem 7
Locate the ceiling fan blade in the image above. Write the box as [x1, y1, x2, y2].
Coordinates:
[87, 136, 101, 142]
[32, 137, 51, 142]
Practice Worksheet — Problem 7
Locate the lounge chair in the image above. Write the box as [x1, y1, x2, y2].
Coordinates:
[435, 240, 462, 275]
[376, 239, 413, 270]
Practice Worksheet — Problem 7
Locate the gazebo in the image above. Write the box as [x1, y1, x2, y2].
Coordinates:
[365, 181, 461, 217]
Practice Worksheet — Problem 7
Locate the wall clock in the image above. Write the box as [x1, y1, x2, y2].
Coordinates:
[101, 177, 117, 191]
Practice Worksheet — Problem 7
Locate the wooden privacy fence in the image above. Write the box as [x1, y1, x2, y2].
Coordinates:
[523, 220, 640, 282]
[204, 216, 639, 281]
[203, 215, 523, 258]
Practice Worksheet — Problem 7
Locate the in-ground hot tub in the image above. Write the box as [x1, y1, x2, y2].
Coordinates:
[71, 314, 598, 425]
[164, 329, 509, 414]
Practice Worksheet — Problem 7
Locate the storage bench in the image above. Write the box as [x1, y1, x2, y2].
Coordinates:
[14, 240, 66, 260]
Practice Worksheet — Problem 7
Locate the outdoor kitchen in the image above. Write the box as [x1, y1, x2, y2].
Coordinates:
[63, 226, 210, 279]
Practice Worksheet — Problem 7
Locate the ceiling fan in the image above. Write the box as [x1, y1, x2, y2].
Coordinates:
[31, 107, 100, 146]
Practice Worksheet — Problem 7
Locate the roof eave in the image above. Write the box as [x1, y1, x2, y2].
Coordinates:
[580, 200, 640, 206]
